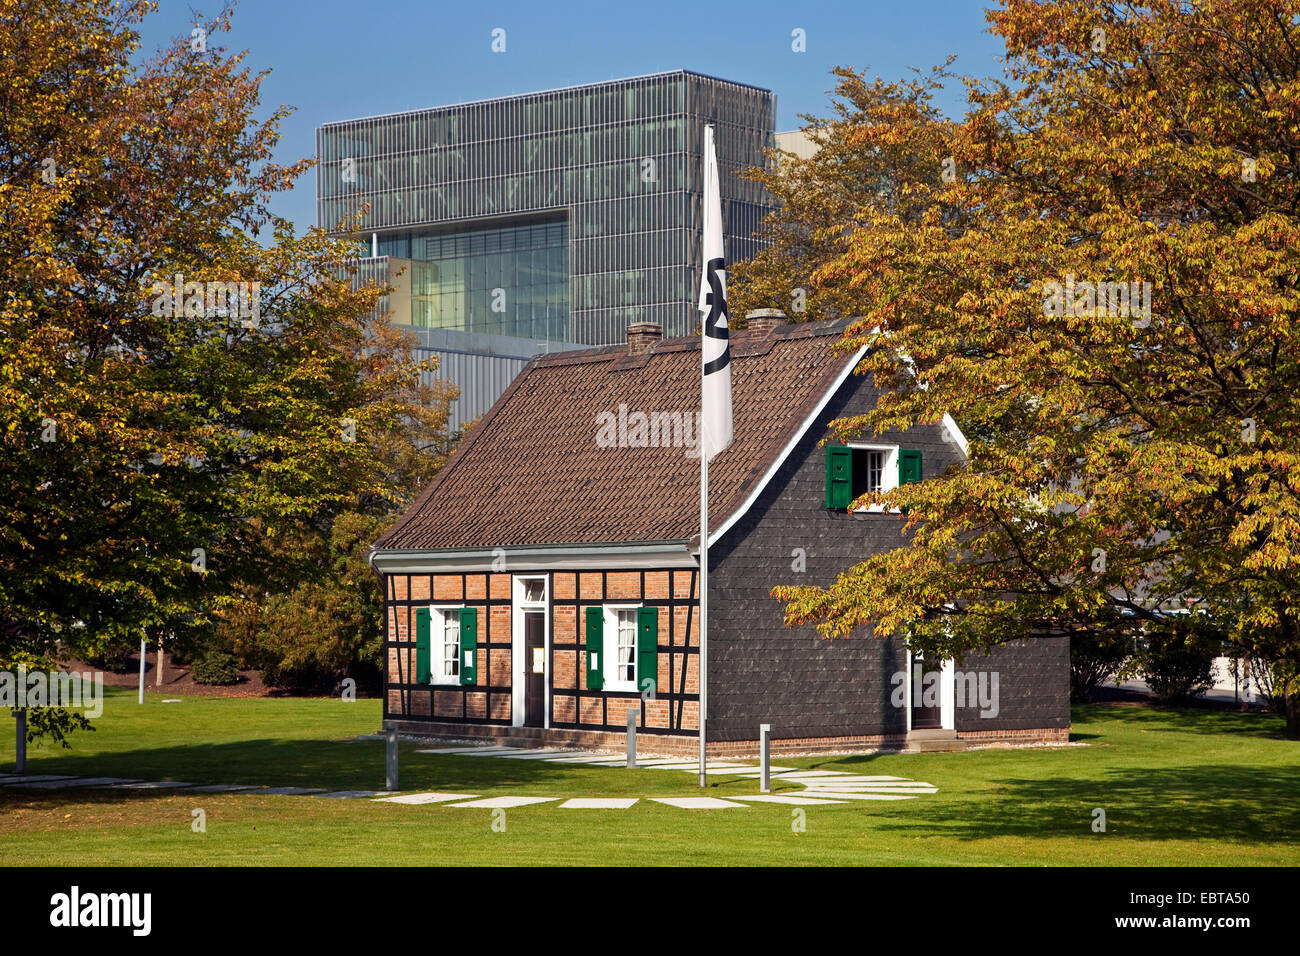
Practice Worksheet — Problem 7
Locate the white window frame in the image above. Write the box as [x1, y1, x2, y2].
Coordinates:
[429, 605, 464, 686]
[511, 575, 550, 729]
[602, 604, 641, 693]
[847, 443, 899, 513]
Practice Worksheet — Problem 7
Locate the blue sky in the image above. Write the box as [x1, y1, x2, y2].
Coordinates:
[137, 0, 1009, 233]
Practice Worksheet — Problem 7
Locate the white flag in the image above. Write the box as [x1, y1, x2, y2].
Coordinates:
[698, 124, 733, 463]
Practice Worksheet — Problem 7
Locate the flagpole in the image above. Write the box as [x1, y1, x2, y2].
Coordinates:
[696, 122, 729, 788]
[699, 408, 708, 788]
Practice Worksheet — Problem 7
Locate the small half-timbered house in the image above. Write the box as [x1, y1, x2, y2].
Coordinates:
[369, 316, 1070, 754]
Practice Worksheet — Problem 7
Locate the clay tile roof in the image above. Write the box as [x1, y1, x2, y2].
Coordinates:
[375, 317, 862, 551]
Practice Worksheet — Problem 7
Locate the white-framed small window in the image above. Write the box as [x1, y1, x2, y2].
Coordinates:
[431, 606, 462, 685]
[520, 577, 546, 604]
[849, 444, 899, 512]
[602, 604, 640, 692]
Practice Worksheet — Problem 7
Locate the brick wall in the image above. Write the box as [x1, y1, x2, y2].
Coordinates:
[382, 567, 701, 736]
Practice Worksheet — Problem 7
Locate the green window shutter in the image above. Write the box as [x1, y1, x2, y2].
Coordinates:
[826, 445, 853, 508]
[415, 607, 432, 684]
[585, 607, 604, 691]
[899, 449, 923, 485]
[636, 606, 658, 697]
[458, 607, 478, 685]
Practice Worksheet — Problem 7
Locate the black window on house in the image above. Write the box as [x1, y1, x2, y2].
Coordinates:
[852, 448, 885, 500]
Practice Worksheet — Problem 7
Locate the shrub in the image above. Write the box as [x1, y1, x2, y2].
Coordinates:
[1070, 630, 1133, 702]
[1134, 621, 1221, 703]
[85, 637, 138, 673]
[190, 649, 241, 686]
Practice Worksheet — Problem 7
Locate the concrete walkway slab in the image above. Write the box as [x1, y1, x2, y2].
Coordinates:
[373, 792, 479, 805]
[8, 777, 137, 789]
[731, 794, 848, 805]
[798, 791, 919, 801]
[559, 798, 638, 809]
[447, 796, 558, 808]
[650, 797, 748, 809]
[110, 781, 195, 790]
[315, 790, 390, 798]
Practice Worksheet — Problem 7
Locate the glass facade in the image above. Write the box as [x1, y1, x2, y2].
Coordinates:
[374, 218, 568, 340]
[318, 71, 775, 344]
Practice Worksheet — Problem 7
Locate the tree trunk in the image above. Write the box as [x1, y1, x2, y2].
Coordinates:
[156, 638, 164, 687]
[1287, 689, 1300, 741]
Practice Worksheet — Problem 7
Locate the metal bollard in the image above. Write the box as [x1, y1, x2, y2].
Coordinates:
[626, 709, 637, 768]
[14, 709, 26, 774]
[760, 723, 771, 793]
[385, 727, 399, 791]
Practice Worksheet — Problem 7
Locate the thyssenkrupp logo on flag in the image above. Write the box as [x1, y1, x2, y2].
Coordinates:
[699, 124, 733, 463]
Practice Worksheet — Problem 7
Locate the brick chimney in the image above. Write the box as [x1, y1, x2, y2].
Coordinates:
[745, 308, 786, 337]
[627, 321, 662, 355]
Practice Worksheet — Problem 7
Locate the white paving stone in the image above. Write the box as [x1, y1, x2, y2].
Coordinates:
[380, 743, 940, 809]
[373, 792, 479, 805]
[9, 777, 137, 789]
[804, 783, 937, 792]
[501, 751, 593, 760]
[315, 790, 389, 798]
[491, 748, 574, 759]
[798, 791, 919, 801]
[730, 794, 848, 805]
[711, 767, 798, 777]
[447, 796, 558, 809]
[785, 775, 910, 782]
[110, 781, 194, 790]
[774, 770, 854, 778]
[559, 798, 638, 809]
[650, 797, 748, 809]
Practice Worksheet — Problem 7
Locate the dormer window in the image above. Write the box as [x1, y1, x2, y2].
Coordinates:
[826, 444, 922, 510]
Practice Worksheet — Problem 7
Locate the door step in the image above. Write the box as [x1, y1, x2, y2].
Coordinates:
[904, 729, 969, 753]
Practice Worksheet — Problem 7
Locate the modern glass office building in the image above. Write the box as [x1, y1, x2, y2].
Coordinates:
[318, 71, 776, 347]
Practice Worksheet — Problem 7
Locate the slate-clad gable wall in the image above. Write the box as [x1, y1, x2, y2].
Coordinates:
[707, 369, 1067, 741]
[950, 639, 1070, 732]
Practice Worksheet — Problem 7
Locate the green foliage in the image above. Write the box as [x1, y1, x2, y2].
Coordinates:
[762, 0, 1300, 737]
[1131, 622, 1222, 705]
[85, 637, 138, 674]
[232, 513, 390, 693]
[20, 706, 94, 748]
[1070, 631, 1133, 703]
[190, 649, 241, 686]
[0, 2, 452, 737]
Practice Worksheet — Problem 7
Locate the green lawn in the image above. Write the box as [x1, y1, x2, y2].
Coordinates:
[1, 687, 1295, 865]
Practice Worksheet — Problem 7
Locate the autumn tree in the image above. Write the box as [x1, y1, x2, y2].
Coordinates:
[0, 1, 437, 740]
[729, 62, 960, 324]
[220, 320, 461, 693]
[766, 0, 1300, 737]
